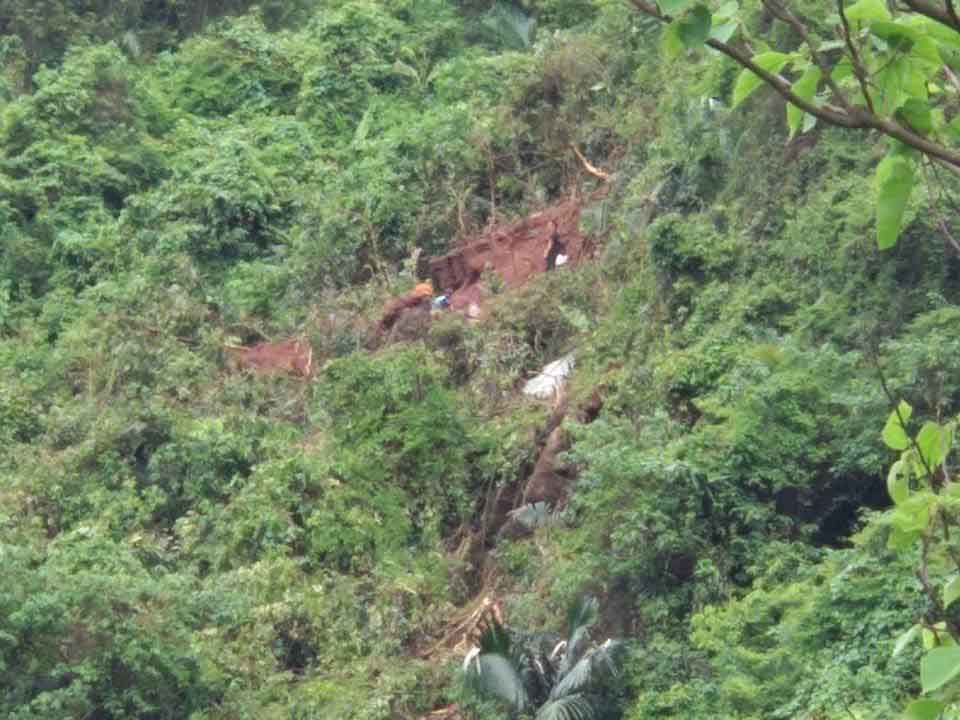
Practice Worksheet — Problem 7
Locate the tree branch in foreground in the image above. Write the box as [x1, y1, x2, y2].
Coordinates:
[628, 0, 960, 169]
[900, 0, 960, 32]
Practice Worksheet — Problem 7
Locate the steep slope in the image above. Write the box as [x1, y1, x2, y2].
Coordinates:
[1, 2, 959, 719]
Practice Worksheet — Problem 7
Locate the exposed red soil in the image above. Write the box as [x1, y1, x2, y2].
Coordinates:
[375, 283, 434, 337]
[224, 202, 594, 373]
[224, 339, 313, 377]
[429, 200, 590, 314]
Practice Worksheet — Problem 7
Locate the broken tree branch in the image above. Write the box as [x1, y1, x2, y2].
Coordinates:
[570, 144, 612, 181]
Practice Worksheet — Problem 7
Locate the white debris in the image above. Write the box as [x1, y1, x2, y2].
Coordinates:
[463, 646, 481, 672]
[522, 354, 575, 400]
[555, 254, 568, 267]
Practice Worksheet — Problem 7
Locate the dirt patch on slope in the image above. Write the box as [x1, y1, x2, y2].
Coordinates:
[224, 338, 313, 377]
[429, 200, 591, 314]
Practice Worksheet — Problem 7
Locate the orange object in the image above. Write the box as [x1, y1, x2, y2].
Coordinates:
[413, 281, 434, 298]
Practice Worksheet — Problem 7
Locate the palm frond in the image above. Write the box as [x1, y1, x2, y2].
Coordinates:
[477, 615, 511, 656]
[550, 639, 625, 701]
[535, 693, 598, 720]
[560, 596, 598, 675]
[464, 652, 530, 712]
[480, 2, 536, 51]
[508, 501, 553, 529]
[518, 646, 556, 706]
[565, 595, 598, 639]
[550, 651, 594, 699]
[593, 639, 625, 677]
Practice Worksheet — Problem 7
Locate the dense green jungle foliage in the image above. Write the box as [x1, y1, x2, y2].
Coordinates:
[3, 0, 960, 718]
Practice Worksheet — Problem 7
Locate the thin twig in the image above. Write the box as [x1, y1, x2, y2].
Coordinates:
[940, 508, 960, 574]
[918, 534, 960, 641]
[762, 0, 853, 111]
[920, 157, 960, 256]
[874, 358, 940, 487]
[945, 65, 960, 95]
[837, 0, 875, 113]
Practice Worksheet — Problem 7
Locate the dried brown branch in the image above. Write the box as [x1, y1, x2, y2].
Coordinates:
[570, 144, 612, 181]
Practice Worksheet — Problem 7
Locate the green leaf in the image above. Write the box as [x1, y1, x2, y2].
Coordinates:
[917, 421, 948, 471]
[920, 17, 960, 51]
[921, 646, 960, 693]
[845, 0, 892, 22]
[905, 699, 946, 720]
[832, 58, 854, 84]
[536, 694, 598, 720]
[787, 66, 821, 138]
[466, 653, 530, 711]
[714, 1, 738, 21]
[676, 6, 712, 49]
[732, 52, 791, 107]
[893, 624, 921, 657]
[887, 493, 930, 548]
[659, 0, 695, 14]
[888, 526, 914, 551]
[875, 153, 915, 250]
[945, 576, 960, 608]
[882, 401, 913, 450]
[888, 459, 909, 504]
[709, 20, 737, 43]
[896, 98, 934, 135]
[662, 22, 685, 57]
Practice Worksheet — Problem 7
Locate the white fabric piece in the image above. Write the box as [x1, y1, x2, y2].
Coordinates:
[522, 354, 575, 400]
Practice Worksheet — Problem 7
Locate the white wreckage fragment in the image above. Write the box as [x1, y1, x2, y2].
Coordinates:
[522, 354, 574, 400]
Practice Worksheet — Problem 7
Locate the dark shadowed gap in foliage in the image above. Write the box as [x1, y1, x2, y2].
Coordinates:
[774, 476, 892, 547]
[275, 620, 319, 674]
[811, 478, 892, 547]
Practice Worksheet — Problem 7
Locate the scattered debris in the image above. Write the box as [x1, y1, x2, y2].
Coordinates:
[419, 705, 464, 720]
[375, 281, 435, 338]
[522, 354, 575, 401]
[224, 338, 313, 377]
[429, 200, 591, 315]
[416, 595, 506, 661]
[498, 501, 555, 540]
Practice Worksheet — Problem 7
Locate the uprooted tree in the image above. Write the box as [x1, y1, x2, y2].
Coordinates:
[629, 0, 960, 250]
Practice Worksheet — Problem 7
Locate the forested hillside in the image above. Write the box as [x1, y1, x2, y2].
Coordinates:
[2, 1, 960, 718]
